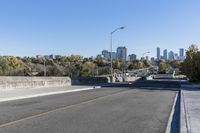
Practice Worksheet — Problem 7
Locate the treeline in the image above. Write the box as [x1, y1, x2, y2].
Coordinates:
[180, 44, 200, 82]
[0, 55, 152, 77]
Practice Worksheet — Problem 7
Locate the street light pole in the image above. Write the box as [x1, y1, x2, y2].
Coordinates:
[110, 27, 124, 82]
[44, 59, 46, 77]
[142, 51, 150, 61]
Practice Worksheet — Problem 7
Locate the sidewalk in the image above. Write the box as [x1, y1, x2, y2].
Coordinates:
[181, 84, 200, 133]
[0, 86, 95, 102]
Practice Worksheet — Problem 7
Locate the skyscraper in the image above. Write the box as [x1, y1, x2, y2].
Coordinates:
[179, 48, 185, 60]
[117, 47, 127, 61]
[163, 49, 168, 60]
[179, 48, 184, 57]
[168, 51, 174, 61]
[157, 47, 161, 60]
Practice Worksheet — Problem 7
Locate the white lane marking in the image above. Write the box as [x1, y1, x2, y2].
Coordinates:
[0, 87, 97, 103]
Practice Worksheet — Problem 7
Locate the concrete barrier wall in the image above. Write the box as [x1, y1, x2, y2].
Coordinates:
[0, 76, 71, 90]
[72, 76, 110, 85]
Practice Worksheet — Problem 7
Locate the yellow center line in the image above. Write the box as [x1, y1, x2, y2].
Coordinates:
[0, 89, 132, 128]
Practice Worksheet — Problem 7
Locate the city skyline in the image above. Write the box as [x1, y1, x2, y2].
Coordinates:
[0, 45, 186, 61]
[98, 46, 185, 61]
[0, 0, 200, 58]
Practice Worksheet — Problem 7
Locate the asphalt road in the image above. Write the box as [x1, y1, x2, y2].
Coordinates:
[0, 81, 179, 133]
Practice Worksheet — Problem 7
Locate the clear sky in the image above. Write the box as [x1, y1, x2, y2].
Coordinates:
[0, 0, 200, 58]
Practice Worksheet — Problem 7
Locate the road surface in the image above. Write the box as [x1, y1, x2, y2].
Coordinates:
[0, 81, 179, 133]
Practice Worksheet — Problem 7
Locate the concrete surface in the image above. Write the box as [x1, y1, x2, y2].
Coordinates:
[181, 89, 200, 133]
[0, 77, 71, 90]
[71, 76, 110, 85]
[0, 86, 94, 102]
[0, 86, 177, 133]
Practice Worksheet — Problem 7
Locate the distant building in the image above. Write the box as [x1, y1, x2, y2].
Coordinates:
[102, 50, 110, 59]
[160, 56, 164, 60]
[55, 55, 62, 59]
[128, 54, 137, 61]
[163, 49, 168, 60]
[89, 56, 95, 60]
[179, 48, 184, 57]
[96, 54, 103, 59]
[157, 47, 161, 60]
[174, 53, 178, 60]
[117, 47, 127, 61]
[168, 51, 174, 61]
[110, 52, 117, 60]
[151, 57, 155, 62]
[141, 57, 145, 61]
[36, 55, 43, 59]
[44, 55, 49, 59]
[145, 56, 149, 61]
[179, 48, 185, 60]
[49, 54, 55, 59]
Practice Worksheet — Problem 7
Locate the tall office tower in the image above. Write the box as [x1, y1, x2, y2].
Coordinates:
[168, 51, 174, 61]
[157, 47, 161, 60]
[163, 49, 168, 60]
[179, 48, 184, 57]
[116, 46, 127, 61]
[179, 48, 185, 60]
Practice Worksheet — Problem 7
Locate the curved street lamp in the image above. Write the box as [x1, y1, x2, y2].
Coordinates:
[142, 51, 150, 59]
[110, 27, 124, 82]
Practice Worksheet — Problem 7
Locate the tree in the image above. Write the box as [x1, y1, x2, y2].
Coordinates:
[180, 44, 199, 81]
[190, 52, 200, 81]
[143, 60, 151, 68]
[80, 61, 96, 76]
[7, 56, 21, 69]
[158, 61, 167, 74]
[113, 60, 121, 70]
[67, 55, 83, 62]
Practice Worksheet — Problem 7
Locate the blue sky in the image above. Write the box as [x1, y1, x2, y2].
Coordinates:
[0, 0, 200, 58]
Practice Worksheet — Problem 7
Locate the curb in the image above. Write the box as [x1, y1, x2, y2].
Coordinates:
[181, 90, 191, 133]
[165, 92, 178, 133]
[0, 87, 101, 103]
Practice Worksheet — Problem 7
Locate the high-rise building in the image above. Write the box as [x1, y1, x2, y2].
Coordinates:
[179, 48, 184, 57]
[117, 47, 127, 61]
[168, 51, 174, 61]
[163, 49, 168, 60]
[128, 54, 137, 61]
[179, 48, 185, 60]
[110, 52, 117, 60]
[102, 50, 110, 59]
[157, 47, 161, 60]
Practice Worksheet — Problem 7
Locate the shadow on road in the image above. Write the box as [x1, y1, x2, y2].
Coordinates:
[100, 80, 181, 91]
[170, 91, 180, 133]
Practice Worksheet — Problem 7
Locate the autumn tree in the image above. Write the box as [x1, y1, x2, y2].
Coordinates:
[180, 44, 199, 81]
[158, 61, 168, 74]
